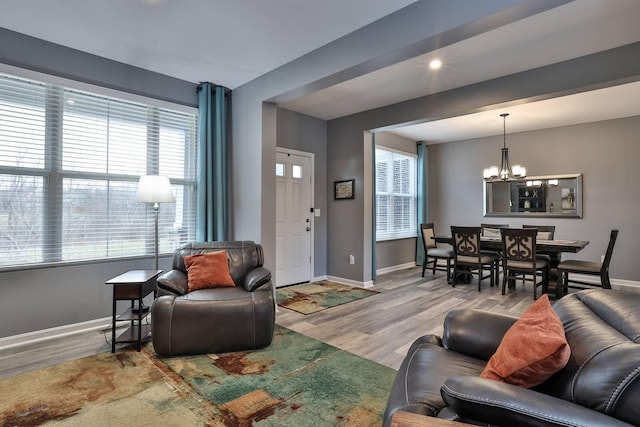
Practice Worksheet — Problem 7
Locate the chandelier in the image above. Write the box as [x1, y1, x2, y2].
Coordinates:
[483, 113, 526, 181]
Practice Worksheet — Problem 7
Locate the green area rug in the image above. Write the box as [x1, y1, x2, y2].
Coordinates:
[276, 281, 379, 314]
[0, 325, 396, 426]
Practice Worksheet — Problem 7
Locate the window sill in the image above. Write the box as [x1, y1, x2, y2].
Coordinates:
[376, 235, 417, 242]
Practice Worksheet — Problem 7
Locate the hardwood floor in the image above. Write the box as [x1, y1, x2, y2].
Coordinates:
[277, 266, 533, 370]
[0, 267, 535, 379]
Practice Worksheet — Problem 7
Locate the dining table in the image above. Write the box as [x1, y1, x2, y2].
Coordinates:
[433, 235, 589, 299]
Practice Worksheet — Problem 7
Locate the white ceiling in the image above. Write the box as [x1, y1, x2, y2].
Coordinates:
[0, 0, 417, 88]
[280, 0, 640, 142]
[1, 0, 640, 143]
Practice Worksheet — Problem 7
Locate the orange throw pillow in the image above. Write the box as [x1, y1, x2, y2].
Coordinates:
[183, 250, 236, 292]
[480, 294, 571, 388]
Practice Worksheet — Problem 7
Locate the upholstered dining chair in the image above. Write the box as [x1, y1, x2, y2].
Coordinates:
[522, 224, 556, 240]
[501, 228, 549, 300]
[450, 226, 496, 291]
[557, 229, 618, 295]
[421, 223, 454, 282]
[480, 223, 509, 238]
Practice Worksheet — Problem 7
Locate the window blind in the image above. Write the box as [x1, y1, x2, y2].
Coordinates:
[0, 72, 197, 268]
[375, 147, 417, 241]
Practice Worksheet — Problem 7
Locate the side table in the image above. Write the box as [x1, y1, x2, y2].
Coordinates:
[105, 269, 162, 353]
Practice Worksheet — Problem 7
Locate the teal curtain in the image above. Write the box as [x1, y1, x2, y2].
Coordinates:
[196, 82, 230, 242]
[371, 135, 377, 280]
[416, 142, 428, 265]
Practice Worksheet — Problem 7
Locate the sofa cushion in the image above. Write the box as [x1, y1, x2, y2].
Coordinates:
[480, 294, 570, 388]
[184, 250, 236, 292]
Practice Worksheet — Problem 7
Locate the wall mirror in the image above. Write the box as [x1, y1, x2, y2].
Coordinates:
[484, 173, 582, 218]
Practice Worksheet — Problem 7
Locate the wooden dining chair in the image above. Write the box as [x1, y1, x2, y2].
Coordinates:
[521, 225, 556, 284]
[481, 223, 509, 283]
[501, 228, 549, 300]
[557, 229, 618, 295]
[450, 226, 496, 291]
[420, 223, 454, 281]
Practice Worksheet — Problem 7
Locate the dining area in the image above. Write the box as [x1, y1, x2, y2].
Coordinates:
[420, 222, 618, 300]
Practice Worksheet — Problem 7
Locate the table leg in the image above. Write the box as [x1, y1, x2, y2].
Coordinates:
[547, 253, 563, 299]
[111, 289, 116, 353]
[137, 288, 142, 351]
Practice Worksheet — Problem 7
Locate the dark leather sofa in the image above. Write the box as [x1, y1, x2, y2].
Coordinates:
[152, 241, 275, 356]
[383, 289, 640, 426]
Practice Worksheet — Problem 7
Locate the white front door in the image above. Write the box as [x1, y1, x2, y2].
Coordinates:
[275, 149, 313, 287]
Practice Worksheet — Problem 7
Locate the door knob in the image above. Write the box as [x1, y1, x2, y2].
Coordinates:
[306, 226, 311, 232]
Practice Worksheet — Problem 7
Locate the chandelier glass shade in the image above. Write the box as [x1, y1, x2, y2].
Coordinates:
[483, 113, 526, 181]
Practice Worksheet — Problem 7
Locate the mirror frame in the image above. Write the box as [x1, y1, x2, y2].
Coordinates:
[483, 173, 583, 218]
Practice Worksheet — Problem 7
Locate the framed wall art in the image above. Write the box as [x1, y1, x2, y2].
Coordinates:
[334, 179, 355, 200]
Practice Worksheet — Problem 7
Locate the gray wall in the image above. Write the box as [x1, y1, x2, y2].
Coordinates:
[276, 108, 328, 277]
[0, 256, 174, 337]
[427, 116, 640, 281]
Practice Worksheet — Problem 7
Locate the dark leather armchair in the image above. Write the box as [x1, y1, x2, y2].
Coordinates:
[383, 289, 640, 426]
[152, 241, 275, 357]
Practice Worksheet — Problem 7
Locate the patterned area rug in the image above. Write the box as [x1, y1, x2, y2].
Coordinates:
[276, 281, 379, 315]
[0, 325, 396, 426]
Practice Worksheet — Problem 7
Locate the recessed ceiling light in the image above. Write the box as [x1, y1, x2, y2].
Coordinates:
[429, 59, 442, 70]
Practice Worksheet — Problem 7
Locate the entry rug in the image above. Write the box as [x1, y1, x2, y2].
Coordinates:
[0, 325, 396, 426]
[276, 281, 380, 315]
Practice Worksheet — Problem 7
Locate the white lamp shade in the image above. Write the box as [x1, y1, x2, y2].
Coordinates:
[136, 175, 176, 203]
[483, 166, 498, 179]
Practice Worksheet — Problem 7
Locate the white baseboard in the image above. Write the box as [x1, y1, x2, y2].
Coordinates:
[0, 316, 113, 351]
[324, 275, 374, 289]
[376, 262, 416, 276]
[311, 275, 329, 283]
[567, 274, 640, 291]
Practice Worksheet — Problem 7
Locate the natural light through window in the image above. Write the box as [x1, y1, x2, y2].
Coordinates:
[375, 146, 417, 241]
[0, 72, 198, 268]
[292, 164, 302, 179]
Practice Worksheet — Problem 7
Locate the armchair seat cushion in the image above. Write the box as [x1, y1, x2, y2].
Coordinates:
[179, 286, 253, 302]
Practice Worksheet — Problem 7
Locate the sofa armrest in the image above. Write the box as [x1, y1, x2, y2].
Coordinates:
[157, 270, 188, 296]
[243, 266, 272, 292]
[442, 309, 517, 360]
[441, 376, 635, 427]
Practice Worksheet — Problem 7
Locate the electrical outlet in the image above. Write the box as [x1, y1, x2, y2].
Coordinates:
[349, 254, 355, 265]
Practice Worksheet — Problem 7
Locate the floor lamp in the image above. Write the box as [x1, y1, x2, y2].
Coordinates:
[136, 175, 176, 271]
